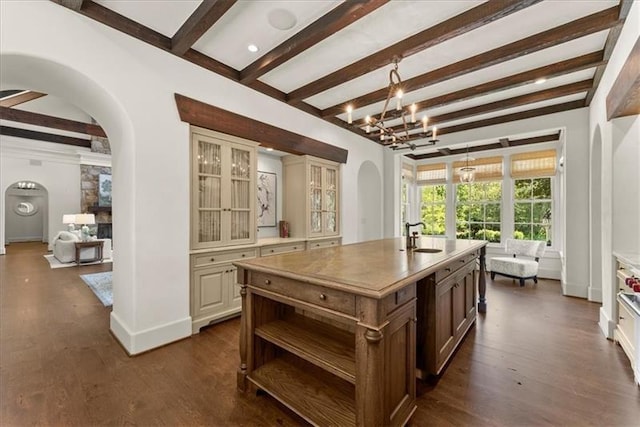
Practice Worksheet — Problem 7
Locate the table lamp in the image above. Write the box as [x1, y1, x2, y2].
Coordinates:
[63, 214, 77, 232]
[75, 213, 95, 241]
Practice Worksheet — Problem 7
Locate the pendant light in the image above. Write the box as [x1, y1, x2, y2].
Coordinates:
[459, 146, 475, 183]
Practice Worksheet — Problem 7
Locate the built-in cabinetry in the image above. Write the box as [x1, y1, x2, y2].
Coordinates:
[613, 253, 640, 385]
[190, 127, 257, 250]
[417, 250, 479, 377]
[283, 155, 340, 239]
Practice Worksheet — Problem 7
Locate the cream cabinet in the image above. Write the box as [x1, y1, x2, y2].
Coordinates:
[282, 155, 340, 239]
[190, 127, 257, 250]
[191, 247, 257, 333]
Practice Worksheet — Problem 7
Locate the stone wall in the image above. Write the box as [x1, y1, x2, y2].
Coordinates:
[80, 165, 111, 224]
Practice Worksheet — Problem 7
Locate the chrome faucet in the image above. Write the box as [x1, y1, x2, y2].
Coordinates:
[405, 222, 426, 249]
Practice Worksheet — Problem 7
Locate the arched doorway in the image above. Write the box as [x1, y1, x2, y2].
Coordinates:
[4, 181, 48, 245]
[357, 161, 382, 242]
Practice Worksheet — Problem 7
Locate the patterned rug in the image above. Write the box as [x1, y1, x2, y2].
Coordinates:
[79, 272, 113, 306]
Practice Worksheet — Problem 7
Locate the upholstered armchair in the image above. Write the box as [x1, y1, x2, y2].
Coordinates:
[52, 231, 112, 263]
[490, 239, 546, 286]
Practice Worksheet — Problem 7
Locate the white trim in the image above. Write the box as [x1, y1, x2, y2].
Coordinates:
[588, 286, 603, 303]
[110, 312, 192, 355]
[562, 281, 588, 298]
[1, 136, 111, 167]
[599, 306, 616, 340]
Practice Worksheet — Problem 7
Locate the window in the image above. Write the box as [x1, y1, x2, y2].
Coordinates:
[416, 163, 447, 236]
[514, 178, 552, 244]
[456, 181, 502, 242]
[511, 149, 556, 246]
[420, 185, 446, 235]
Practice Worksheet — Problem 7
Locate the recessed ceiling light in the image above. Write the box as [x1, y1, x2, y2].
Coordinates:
[266, 147, 274, 152]
[268, 9, 297, 31]
[534, 78, 547, 85]
[247, 44, 259, 53]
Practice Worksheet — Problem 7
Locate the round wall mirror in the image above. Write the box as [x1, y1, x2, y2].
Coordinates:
[15, 201, 38, 216]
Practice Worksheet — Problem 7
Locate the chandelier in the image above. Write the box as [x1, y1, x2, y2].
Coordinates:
[459, 146, 475, 183]
[346, 57, 438, 150]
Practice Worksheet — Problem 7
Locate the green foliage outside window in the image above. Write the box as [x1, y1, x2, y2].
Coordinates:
[456, 181, 501, 242]
[420, 184, 446, 235]
[514, 177, 552, 245]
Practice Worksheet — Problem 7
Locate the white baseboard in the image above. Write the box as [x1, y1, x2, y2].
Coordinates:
[599, 307, 616, 339]
[588, 286, 603, 303]
[562, 281, 588, 298]
[538, 268, 561, 280]
[110, 312, 192, 355]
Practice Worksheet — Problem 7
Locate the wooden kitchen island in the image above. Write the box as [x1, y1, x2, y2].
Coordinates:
[234, 237, 487, 427]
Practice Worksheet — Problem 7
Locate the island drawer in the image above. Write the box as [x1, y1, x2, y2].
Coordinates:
[260, 243, 305, 257]
[307, 238, 341, 250]
[250, 272, 356, 316]
[193, 248, 258, 268]
[435, 250, 478, 282]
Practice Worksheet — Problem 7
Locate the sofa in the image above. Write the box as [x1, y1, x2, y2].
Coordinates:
[52, 231, 112, 263]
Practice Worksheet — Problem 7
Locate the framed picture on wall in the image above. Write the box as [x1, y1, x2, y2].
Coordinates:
[99, 174, 112, 207]
[257, 171, 276, 227]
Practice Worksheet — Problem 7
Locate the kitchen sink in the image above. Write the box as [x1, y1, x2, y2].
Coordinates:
[412, 248, 443, 253]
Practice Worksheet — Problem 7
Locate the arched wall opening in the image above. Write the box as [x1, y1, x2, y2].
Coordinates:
[357, 160, 383, 242]
[4, 181, 48, 244]
[0, 53, 136, 349]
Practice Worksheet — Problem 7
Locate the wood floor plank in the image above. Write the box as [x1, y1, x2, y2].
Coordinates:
[1, 242, 639, 426]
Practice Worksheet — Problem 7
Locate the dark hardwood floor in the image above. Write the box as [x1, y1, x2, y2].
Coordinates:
[1, 242, 638, 426]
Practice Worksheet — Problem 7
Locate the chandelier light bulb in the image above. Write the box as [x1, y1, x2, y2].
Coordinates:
[422, 116, 428, 133]
[396, 89, 403, 110]
[365, 115, 371, 133]
[346, 104, 353, 124]
[432, 126, 437, 140]
[410, 103, 417, 123]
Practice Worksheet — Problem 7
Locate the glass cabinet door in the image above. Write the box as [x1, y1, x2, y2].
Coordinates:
[196, 140, 222, 245]
[324, 167, 338, 234]
[229, 146, 252, 242]
[309, 164, 323, 235]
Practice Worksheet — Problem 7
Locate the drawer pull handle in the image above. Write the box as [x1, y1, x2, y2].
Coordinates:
[619, 316, 624, 320]
[242, 254, 245, 257]
[293, 247, 297, 249]
[270, 249, 274, 253]
[316, 244, 320, 247]
[264, 279, 271, 285]
[331, 242, 335, 245]
[319, 293, 326, 300]
[460, 259, 465, 263]
[445, 268, 451, 272]
[210, 258, 215, 262]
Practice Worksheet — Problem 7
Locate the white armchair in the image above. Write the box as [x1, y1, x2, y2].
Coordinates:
[52, 231, 112, 263]
[490, 239, 546, 287]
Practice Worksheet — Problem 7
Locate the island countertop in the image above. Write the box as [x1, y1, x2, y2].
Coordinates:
[234, 237, 487, 299]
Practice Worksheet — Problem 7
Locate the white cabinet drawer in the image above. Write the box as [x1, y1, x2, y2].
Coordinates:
[193, 248, 257, 268]
[260, 243, 305, 257]
[307, 238, 341, 250]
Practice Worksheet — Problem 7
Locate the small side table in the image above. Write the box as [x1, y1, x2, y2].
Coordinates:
[75, 240, 104, 266]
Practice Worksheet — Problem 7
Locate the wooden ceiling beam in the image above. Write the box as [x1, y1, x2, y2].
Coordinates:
[51, 0, 84, 11]
[287, 0, 541, 103]
[333, 6, 621, 116]
[385, 79, 592, 133]
[0, 91, 47, 108]
[240, 0, 389, 84]
[405, 132, 560, 159]
[323, 50, 605, 119]
[174, 94, 348, 163]
[171, 0, 237, 56]
[606, 36, 640, 120]
[0, 106, 107, 137]
[585, 0, 634, 105]
[0, 125, 92, 148]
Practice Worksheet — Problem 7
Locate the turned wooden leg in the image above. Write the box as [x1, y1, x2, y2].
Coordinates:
[237, 281, 248, 392]
[478, 246, 487, 313]
[519, 278, 525, 287]
[490, 271, 496, 280]
[355, 326, 385, 426]
[534, 276, 538, 284]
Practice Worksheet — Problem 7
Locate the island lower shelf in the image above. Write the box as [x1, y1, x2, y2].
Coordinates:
[248, 353, 356, 426]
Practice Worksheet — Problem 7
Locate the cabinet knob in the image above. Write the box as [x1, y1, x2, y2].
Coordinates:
[241, 254, 245, 257]
[316, 244, 320, 247]
[210, 258, 215, 262]
[619, 316, 624, 320]
[460, 259, 465, 263]
[264, 279, 271, 285]
[319, 293, 326, 300]
[293, 247, 297, 250]
[445, 268, 451, 272]
[331, 242, 335, 245]
[270, 249, 274, 253]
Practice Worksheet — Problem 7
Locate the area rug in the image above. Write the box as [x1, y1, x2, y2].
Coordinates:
[80, 272, 113, 306]
[44, 254, 112, 269]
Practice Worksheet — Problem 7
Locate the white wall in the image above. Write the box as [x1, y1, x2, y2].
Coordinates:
[0, 1, 385, 354]
[357, 160, 383, 242]
[4, 191, 47, 243]
[587, 2, 640, 339]
[0, 138, 82, 253]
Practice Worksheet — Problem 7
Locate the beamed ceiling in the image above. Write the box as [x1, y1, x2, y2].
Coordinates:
[0, 0, 635, 159]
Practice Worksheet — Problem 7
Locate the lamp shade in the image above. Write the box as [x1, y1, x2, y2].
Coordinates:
[74, 213, 95, 225]
[62, 214, 76, 224]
